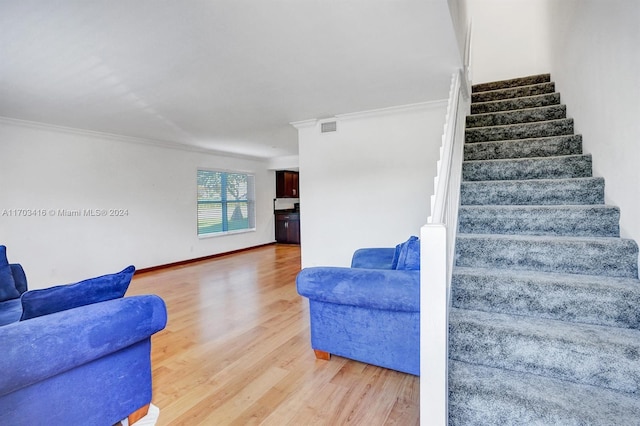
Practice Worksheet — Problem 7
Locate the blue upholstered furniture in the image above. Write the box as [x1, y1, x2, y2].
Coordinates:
[0, 246, 168, 425]
[0, 251, 28, 326]
[296, 238, 420, 375]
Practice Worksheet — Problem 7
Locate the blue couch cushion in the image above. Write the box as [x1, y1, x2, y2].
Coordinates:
[19, 265, 136, 321]
[351, 248, 396, 269]
[395, 236, 420, 270]
[0, 247, 20, 302]
[0, 265, 20, 303]
[0, 299, 23, 326]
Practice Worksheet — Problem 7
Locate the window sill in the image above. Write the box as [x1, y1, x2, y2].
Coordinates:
[198, 228, 256, 239]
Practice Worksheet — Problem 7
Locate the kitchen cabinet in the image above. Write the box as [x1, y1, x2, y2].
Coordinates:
[275, 212, 300, 244]
[276, 171, 299, 198]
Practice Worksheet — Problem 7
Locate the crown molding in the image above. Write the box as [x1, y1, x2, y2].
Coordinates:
[0, 116, 268, 162]
[289, 119, 317, 130]
[289, 100, 448, 130]
[336, 100, 448, 121]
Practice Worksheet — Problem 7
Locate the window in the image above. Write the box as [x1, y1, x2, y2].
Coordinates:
[197, 169, 255, 236]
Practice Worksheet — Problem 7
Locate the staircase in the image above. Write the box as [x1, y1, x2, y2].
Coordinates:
[449, 74, 640, 424]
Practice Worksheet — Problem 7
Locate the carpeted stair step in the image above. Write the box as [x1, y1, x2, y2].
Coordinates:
[458, 204, 619, 237]
[449, 360, 640, 425]
[455, 233, 639, 278]
[464, 134, 582, 161]
[466, 118, 573, 143]
[462, 154, 592, 181]
[460, 177, 605, 206]
[471, 92, 561, 115]
[471, 82, 555, 103]
[449, 308, 640, 394]
[451, 267, 640, 330]
[472, 73, 551, 93]
[466, 105, 566, 128]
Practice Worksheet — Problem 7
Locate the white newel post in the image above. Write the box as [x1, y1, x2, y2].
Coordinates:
[420, 223, 449, 425]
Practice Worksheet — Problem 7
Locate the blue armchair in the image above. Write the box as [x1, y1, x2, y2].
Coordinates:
[0, 246, 168, 425]
[296, 238, 420, 375]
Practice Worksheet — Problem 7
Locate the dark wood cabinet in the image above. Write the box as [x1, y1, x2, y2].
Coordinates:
[276, 171, 299, 198]
[275, 212, 300, 244]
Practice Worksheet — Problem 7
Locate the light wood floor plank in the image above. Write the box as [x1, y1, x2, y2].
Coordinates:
[127, 245, 419, 425]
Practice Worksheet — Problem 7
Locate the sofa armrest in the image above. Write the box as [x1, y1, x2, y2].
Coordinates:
[0, 294, 167, 397]
[296, 267, 419, 312]
[351, 248, 396, 269]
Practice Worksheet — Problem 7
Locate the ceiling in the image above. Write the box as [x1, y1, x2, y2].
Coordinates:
[0, 0, 461, 159]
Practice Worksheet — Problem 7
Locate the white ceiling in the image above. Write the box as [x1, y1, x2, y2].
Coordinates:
[0, 0, 460, 159]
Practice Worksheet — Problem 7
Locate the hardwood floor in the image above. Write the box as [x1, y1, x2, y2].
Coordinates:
[127, 244, 420, 425]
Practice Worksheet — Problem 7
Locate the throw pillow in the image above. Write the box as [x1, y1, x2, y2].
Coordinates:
[0, 264, 20, 302]
[391, 242, 403, 269]
[395, 236, 420, 270]
[0, 245, 8, 265]
[0, 246, 20, 302]
[20, 265, 135, 321]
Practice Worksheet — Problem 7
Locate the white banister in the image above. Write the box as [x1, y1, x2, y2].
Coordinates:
[420, 68, 469, 426]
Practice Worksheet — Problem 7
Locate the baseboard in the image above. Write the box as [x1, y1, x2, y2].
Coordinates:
[134, 243, 276, 275]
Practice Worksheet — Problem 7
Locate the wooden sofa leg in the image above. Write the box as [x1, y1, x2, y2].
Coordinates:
[314, 349, 331, 360]
[128, 404, 150, 425]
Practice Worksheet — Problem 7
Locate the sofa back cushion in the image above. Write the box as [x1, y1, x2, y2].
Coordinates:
[0, 246, 20, 302]
[395, 236, 420, 270]
[20, 265, 135, 321]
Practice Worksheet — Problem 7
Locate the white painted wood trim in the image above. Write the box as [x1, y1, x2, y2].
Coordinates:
[420, 69, 469, 426]
[420, 224, 449, 425]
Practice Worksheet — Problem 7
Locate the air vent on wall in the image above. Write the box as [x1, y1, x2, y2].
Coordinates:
[320, 121, 337, 133]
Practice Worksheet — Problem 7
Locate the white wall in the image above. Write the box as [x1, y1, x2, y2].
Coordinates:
[466, 0, 552, 84]
[545, 0, 640, 249]
[0, 119, 275, 289]
[295, 102, 447, 268]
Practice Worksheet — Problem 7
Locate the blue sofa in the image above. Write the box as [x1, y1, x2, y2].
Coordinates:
[0, 247, 167, 425]
[296, 239, 420, 375]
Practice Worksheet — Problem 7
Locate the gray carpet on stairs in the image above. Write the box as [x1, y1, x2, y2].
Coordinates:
[462, 154, 593, 181]
[449, 73, 640, 425]
[471, 92, 561, 115]
[464, 134, 582, 161]
[449, 360, 640, 425]
[450, 307, 640, 393]
[455, 233, 638, 277]
[458, 204, 620, 237]
[460, 177, 605, 206]
[471, 81, 556, 103]
[466, 104, 567, 128]
[465, 118, 574, 143]
[452, 267, 640, 330]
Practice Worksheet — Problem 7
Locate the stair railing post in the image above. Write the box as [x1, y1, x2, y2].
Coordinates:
[421, 223, 449, 425]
